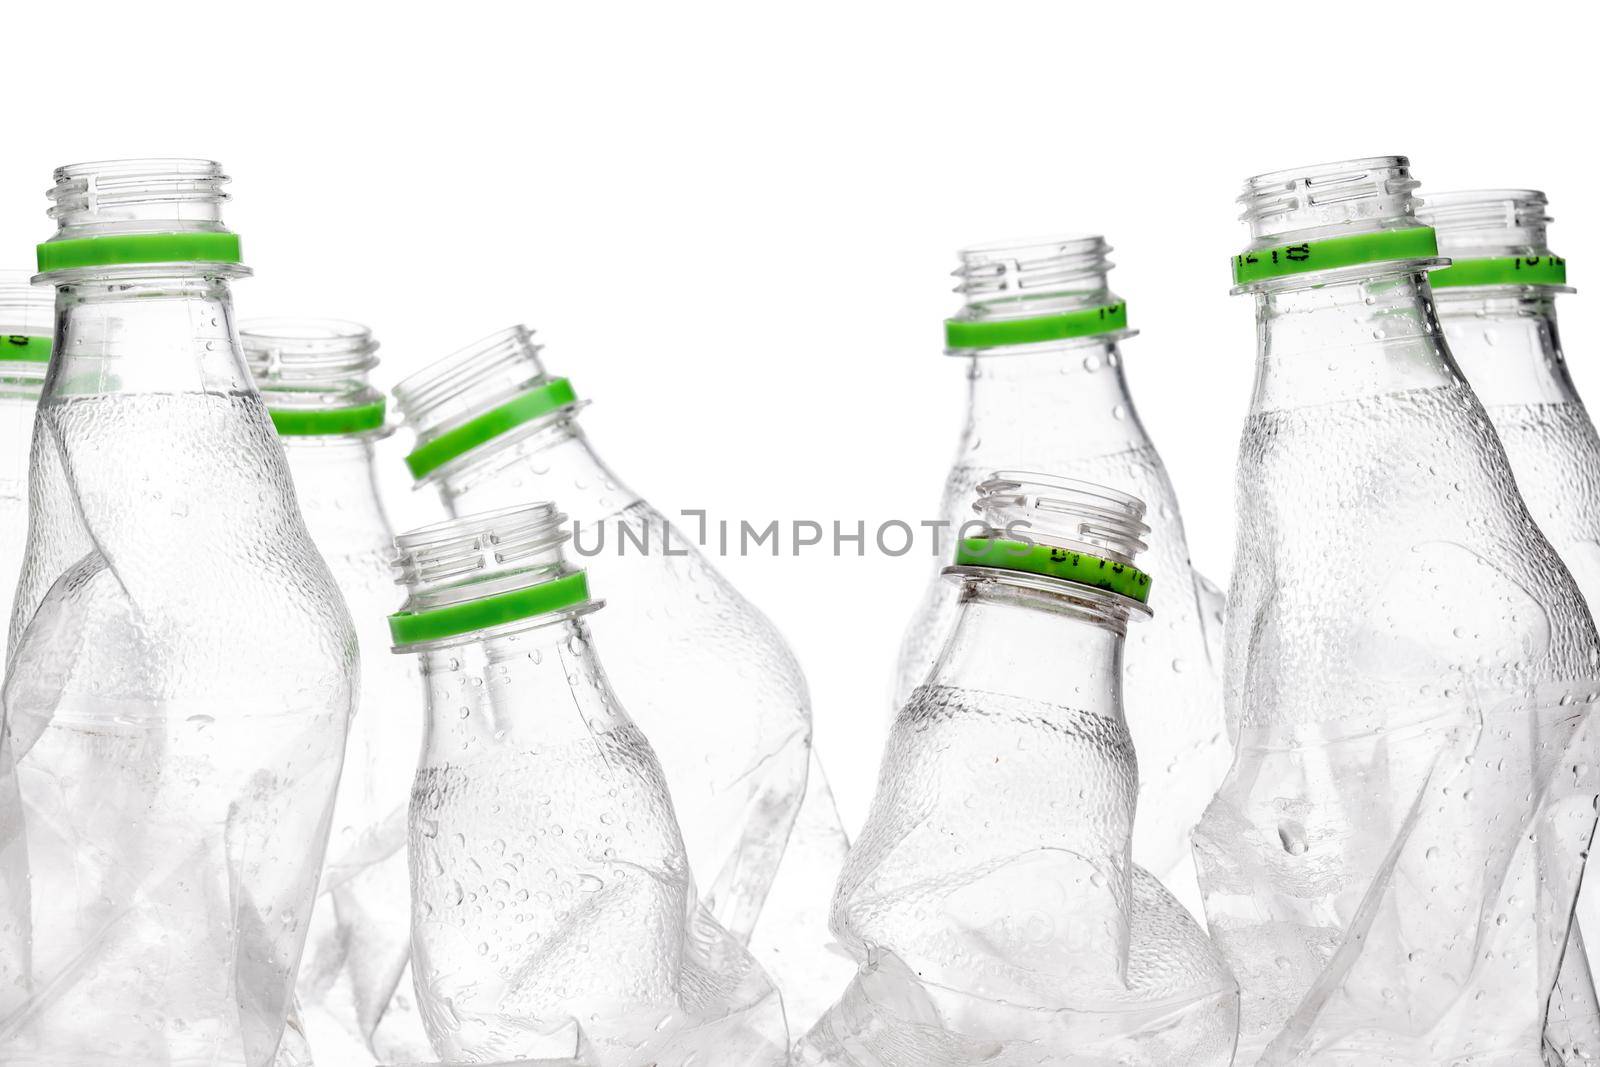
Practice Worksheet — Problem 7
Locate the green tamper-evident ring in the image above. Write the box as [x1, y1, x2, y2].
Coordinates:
[389, 571, 591, 647]
[269, 400, 387, 437]
[1429, 255, 1568, 289]
[955, 536, 1153, 604]
[0, 336, 51, 362]
[36, 232, 244, 272]
[404, 378, 579, 480]
[945, 303, 1127, 349]
[1231, 227, 1439, 286]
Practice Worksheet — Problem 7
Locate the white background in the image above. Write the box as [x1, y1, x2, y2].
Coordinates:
[7, 2, 1597, 829]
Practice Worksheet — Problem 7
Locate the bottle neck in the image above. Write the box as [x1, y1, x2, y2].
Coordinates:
[928, 579, 1128, 720]
[1249, 269, 1459, 414]
[46, 271, 251, 400]
[962, 339, 1150, 459]
[414, 615, 620, 766]
[1432, 289, 1576, 409]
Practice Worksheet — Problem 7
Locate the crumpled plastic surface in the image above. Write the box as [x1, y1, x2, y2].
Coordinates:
[797, 683, 1238, 1065]
[404, 623, 790, 1066]
[1195, 685, 1600, 1063]
[1199, 383, 1600, 1063]
[0, 391, 354, 1064]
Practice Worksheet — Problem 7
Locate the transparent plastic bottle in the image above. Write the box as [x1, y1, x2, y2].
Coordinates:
[0, 160, 355, 1065]
[241, 320, 420, 1062]
[800, 473, 1239, 1066]
[892, 237, 1229, 916]
[1420, 187, 1600, 1029]
[387, 503, 789, 1065]
[0, 271, 52, 614]
[1193, 156, 1600, 1064]
[391, 327, 851, 1026]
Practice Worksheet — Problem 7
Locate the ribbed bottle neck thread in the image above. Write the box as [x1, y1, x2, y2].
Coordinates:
[388, 502, 598, 651]
[45, 158, 231, 239]
[241, 319, 385, 427]
[395, 324, 572, 438]
[1239, 155, 1422, 246]
[949, 472, 1155, 616]
[1418, 189, 1556, 261]
[971, 471, 1148, 564]
[949, 234, 1117, 324]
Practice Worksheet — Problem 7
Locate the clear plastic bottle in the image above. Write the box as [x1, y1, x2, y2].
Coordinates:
[0, 271, 53, 614]
[387, 503, 789, 1065]
[391, 327, 851, 1026]
[892, 236, 1229, 916]
[800, 473, 1238, 1066]
[1419, 187, 1600, 1038]
[241, 319, 420, 1062]
[1194, 156, 1600, 1063]
[0, 159, 355, 1065]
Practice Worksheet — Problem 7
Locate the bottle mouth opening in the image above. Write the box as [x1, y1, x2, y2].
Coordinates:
[1417, 190, 1559, 271]
[393, 503, 571, 592]
[393, 324, 551, 433]
[953, 233, 1113, 306]
[46, 158, 231, 235]
[974, 470, 1150, 563]
[389, 503, 595, 648]
[1238, 155, 1421, 245]
[951, 472, 1154, 610]
[242, 318, 380, 377]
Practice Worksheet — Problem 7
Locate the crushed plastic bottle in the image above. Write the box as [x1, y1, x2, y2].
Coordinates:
[387, 503, 789, 1065]
[1194, 157, 1600, 1064]
[1420, 187, 1600, 1045]
[0, 271, 52, 613]
[242, 320, 421, 1063]
[0, 159, 355, 1065]
[391, 327, 851, 1027]
[800, 473, 1238, 1065]
[893, 236, 1228, 918]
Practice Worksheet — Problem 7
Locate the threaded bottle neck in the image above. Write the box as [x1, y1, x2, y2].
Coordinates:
[1232, 156, 1445, 294]
[949, 233, 1118, 322]
[950, 472, 1154, 619]
[1239, 155, 1421, 244]
[241, 318, 387, 437]
[46, 158, 231, 239]
[1420, 189, 1552, 259]
[393, 325, 582, 482]
[389, 503, 596, 650]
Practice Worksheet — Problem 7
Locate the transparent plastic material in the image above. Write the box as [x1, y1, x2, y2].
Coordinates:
[893, 236, 1228, 917]
[1422, 188, 1600, 1015]
[392, 327, 851, 1027]
[799, 475, 1239, 1065]
[389, 504, 789, 1065]
[242, 320, 419, 1062]
[1, 160, 354, 1065]
[1195, 157, 1600, 1063]
[0, 271, 52, 618]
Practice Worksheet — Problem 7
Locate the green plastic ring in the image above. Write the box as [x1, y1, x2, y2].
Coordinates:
[1429, 255, 1567, 289]
[0, 335, 51, 362]
[954, 536, 1153, 604]
[269, 400, 387, 437]
[389, 571, 590, 647]
[1231, 227, 1439, 286]
[945, 303, 1127, 349]
[404, 378, 578, 480]
[37, 232, 243, 272]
